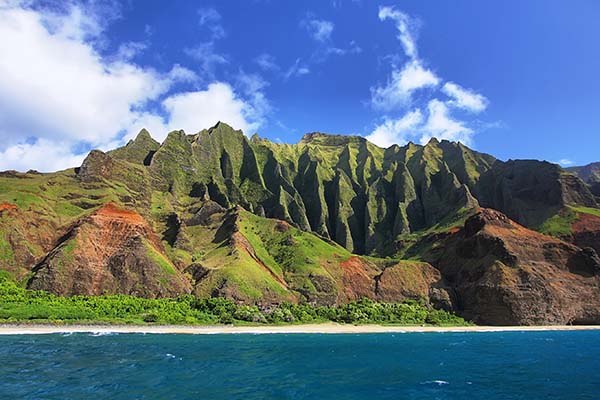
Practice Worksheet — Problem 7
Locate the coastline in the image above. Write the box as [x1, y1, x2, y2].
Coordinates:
[1, 323, 599, 335]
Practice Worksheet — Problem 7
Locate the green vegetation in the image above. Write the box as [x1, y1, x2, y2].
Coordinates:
[144, 240, 176, 275]
[537, 208, 577, 236]
[571, 206, 600, 218]
[0, 275, 468, 326]
[537, 206, 600, 237]
[0, 237, 14, 262]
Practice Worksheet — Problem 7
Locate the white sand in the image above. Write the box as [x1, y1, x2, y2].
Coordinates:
[1, 323, 599, 335]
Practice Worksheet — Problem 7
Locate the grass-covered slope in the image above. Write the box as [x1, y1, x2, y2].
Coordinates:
[0, 122, 599, 317]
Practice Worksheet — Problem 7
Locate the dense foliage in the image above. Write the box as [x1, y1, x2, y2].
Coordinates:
[0, 275, 468, 326]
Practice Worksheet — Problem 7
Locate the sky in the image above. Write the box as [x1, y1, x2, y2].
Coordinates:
[0, 0, 599, 171]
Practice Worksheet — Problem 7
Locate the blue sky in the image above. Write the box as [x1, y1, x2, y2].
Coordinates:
[0, 0, 599, 171]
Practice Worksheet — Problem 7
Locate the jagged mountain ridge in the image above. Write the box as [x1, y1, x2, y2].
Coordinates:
[102, 122, 595, 256]
[1, 122, 600, 324]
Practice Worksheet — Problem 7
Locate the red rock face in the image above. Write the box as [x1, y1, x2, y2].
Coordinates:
[571, 212, 600, 255]
[28, 203, 191, 298]
[338, 256, 378, 300]
[424, 208, 600, 325]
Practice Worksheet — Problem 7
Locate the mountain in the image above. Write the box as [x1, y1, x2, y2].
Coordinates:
[567, 162, 600, 197]
[1, 122, 599, 324]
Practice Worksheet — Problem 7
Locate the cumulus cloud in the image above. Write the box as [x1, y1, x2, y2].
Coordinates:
[370, 7, 438, 111]
[367, 100, 474, 148]
[0, 138, 87, 172]
[365, 109, 423, 147]
[442, 82, 489, 113]
[0, 3, 170, 145]
[419, 99, 474, 145]
[371, 60, 440, 111]
[162, 82, 263, 137]
[0, 1, 269, 171]
[367, 6, 489, 147]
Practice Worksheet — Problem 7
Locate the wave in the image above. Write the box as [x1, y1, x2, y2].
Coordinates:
[421, 380, 449, 386]
[89, 331, 118, 337]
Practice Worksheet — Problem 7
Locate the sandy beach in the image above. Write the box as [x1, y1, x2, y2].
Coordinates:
[1, 323, 599, 335]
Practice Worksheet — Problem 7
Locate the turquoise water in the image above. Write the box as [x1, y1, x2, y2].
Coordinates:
[1, 330, 599, 399]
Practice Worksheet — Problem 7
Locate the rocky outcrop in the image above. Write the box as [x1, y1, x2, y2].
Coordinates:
[478, 160, 597, 227]
[108, 129, 160, 166]
[567, 162, 600, 184]
[28, 203, 191, 297]
[423, 208, 600, 325]
[570, 212, 600, 255]
[76, 150, 116, 182]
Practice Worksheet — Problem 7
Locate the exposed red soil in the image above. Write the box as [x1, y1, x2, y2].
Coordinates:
[93, 202, 146, 224]
[28, 202, 191, 297]
[0, 203, 17, 213]
[338, 256, 377, 301]
[572, 212, 600, 232]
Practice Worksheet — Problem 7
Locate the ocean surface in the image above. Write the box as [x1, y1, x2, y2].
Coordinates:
[1, 330, 599, 399]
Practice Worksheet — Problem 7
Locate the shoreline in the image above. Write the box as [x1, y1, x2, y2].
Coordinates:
[1, 323, 599, 335]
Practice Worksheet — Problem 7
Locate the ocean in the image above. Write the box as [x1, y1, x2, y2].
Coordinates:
[1, 330, 599, 399]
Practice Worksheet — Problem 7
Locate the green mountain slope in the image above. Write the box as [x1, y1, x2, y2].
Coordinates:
[1, 122, 599, 324]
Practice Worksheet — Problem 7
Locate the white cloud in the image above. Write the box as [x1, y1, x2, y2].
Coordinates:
[166, 64, 198, 83]
[115, 41, 147, 61]
[0, 3, 172, 146]
[283, 58, 310, 80]
[301, 14, 361, 65]
[419, 99, 474, 145]
[371, 60, 439, 111]
[302, 17, 334, 42]
[442, 82, 488, 113]
[0, 139, 86, 172]
[0, 2, 269, 172]
[557, 159, 574, 166]
[378, 6, 418, 60]
[255, 53, 279, 71]
[366, 109, 423, 147]
[162, 82, 263, 136]
[184, 42, 228, 77]
[366, 100, 474, 148]
[197, 7, 225, 39]
[367, 6, 491, 147]
[235, 71, 271, 127]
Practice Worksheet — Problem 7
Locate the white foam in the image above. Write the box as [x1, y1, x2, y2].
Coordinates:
[421, 380, 449, 386]
[89, 331, 117, 336]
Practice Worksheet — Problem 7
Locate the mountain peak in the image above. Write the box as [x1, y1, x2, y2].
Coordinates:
[135, 128, 153, 142]
[301, 132, 367, 146]
[425, 137, 440, 146]
[209, 121, 237, 133]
